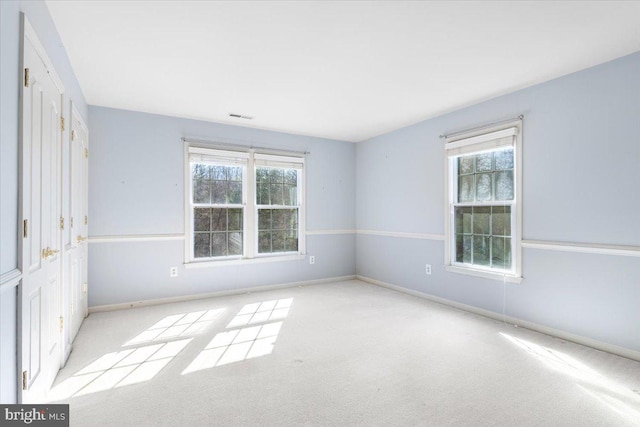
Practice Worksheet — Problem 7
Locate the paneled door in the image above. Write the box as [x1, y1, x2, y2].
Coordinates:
[20, 16, 65, 403]
[66, 104, 89, 344]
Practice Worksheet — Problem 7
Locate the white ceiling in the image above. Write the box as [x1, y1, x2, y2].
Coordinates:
[46, 1, 640, 142]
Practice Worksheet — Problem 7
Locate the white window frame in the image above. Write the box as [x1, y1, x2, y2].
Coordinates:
[184, 143, 306, 267]
[443, 120, 523, 283]
[254, 153, 306, 257]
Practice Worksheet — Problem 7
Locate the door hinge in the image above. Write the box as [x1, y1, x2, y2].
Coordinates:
[84, 215, 88, 225]
[84, 148, 89, 158]
[22, 370, 28, 390]
[71, 129, 77, 141]
[60, 216, 65, 230]
[61, 116, 65, 132]
[70, 217, 74, 228]
[59, 316, 64, 332]
[24, 68, 29, 87]
[23, 219, 28, 238]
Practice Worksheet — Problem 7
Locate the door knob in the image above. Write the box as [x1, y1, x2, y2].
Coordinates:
[41, 247, 59, 259]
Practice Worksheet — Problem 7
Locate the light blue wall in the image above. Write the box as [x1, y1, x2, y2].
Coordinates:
[356, 52, 640, 352]
[2, 0, 638, 403]
[88, 106, 356, 307]
[0, 0, 88, 403]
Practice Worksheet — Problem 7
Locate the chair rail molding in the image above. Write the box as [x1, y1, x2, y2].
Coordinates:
[0, 268, 22, 293]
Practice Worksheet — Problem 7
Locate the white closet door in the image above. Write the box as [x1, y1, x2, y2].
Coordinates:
[67, 105, 89, 343]
[20, 17, 65, 403]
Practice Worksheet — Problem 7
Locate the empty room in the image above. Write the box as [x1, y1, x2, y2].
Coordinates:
[1, 1, 639, 426]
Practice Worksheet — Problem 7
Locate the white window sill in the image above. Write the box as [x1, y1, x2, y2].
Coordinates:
[184, 254, 306, 269]
[445, 265, 522, 284]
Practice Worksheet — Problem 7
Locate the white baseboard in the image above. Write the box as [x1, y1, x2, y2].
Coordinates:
[89, 275, 356, 313]
[356, 275, 640, 363]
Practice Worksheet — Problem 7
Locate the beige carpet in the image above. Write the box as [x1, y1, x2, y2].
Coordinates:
[48, 280, 640, 426]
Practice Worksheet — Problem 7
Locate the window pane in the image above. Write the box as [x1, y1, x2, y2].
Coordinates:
[256, 168, 268, 183]
[194, 233, 210, 258]
[193, 179, 210, 204]
[458, 175, 474, 202]
[284, 169, 298, 185]
[455, 207, 472, 234]
[473, 236, 491, 266]
[455, 149, 514, 204]
[459, 156, 474, 174]
[257, 208, 298, 254]
[193, 207, 243, 258]
[283, 184, 297, 205]
[228, 181, 243, 204]
[211, 165, 226, 180]
[495, 170, 514, 201]
[211, 233, 227, 257]
[228, 208, 243, 231]
[495, 149, 514, 170]
[268, 169, 283, 183]
[492, 237, 511, 269]
[194, 208, 211, 232]
[492, 206, 511, 236]
[192, 164, 209, 180]
[475, 153, 492, 172]
[272, 231, 286, 252]
[456, 235, 464, 263]
[227, 166, 242, 182]
[258, 231, 271, 253]
[285, 232, 298, 252]
[211, 181, 226, 204]
[473, 207, 491, 235]
[285, 209, 298, 230]
[257, 167, 299, 207]
[258, 209, 272, 230]
[453, 206, 513, 268]
[475, 173, 492, 201]
[272, 209, 286, 230]
[464, 235, 472, 263]
[257, 183, 269, 205]
[228, 232, 243, 256]
[269, 184, 284, 205]
[193, 164, 244, 205]
[211, 209, 227, 231]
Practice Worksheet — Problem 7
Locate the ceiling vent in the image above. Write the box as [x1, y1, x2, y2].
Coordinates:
[229, 113, 253, 120]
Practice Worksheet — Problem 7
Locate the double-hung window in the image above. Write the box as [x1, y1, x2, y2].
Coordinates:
[186, 146, 305, 265]
[444, 122, 522, 282]
[255, 154, 303, 255]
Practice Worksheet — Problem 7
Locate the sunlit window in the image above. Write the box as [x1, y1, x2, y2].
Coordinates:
[186, 146, 305, 263]
[444, 122, 522, 282]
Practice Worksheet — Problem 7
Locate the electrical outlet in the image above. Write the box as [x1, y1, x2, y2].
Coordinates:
[425, 264, 432, 275]
[170, 267, 178, 277]
[309, 256, 315, 265]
